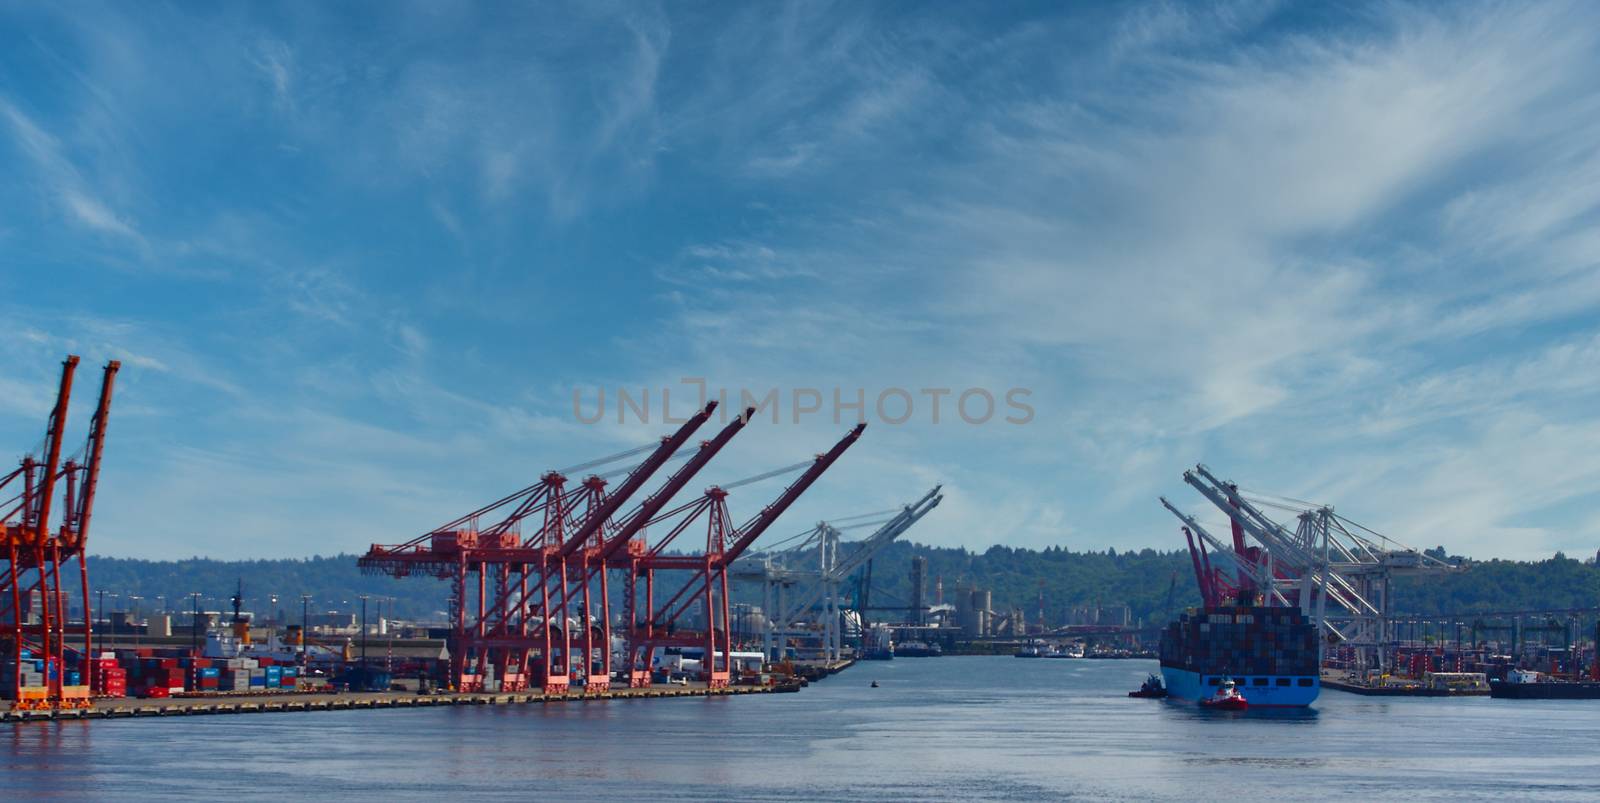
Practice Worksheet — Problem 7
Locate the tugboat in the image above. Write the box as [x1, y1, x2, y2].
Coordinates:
[1198, 677, 1249, 711]
[1128, 674, 1167, 698]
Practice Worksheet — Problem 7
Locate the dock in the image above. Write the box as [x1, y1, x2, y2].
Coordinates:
[1320, 670, 1490, 697]
[3, 659, 857, 724]
[1, 683, 797, 724]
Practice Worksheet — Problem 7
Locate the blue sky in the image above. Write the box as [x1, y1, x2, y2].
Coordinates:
[4, 1, 1600, 561]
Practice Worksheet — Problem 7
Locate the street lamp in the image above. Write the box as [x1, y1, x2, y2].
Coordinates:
[128, 596, 143, 649]
[301, 594, 312, 672]
[190, 592, 202, 656]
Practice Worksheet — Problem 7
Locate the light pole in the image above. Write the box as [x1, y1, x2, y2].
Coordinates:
[301, 594, 311, 672]
[190, 592, 202, 656]
[129, 596, 143, 650]
[359, 595, 369, 673]
[382, 596, 394, 672]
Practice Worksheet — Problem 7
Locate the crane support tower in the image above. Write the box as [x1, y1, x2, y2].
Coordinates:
[732, 485, 942, 662]
[2, 356, 120, 710]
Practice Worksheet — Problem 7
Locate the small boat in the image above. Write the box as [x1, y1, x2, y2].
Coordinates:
[1199, 677, 1249, 711]
[1014, 643, 1043, 658]
[870, 681, 879, 688]
[1128, 674, 1167, 698]
[895, 640, 942, 657]
[1044, 642, 1085, 659]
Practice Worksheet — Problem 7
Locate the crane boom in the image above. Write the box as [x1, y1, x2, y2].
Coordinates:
[69, 361, 119, 545]
[722, 423, 866, 562]
[769, 487, 941, 630]
[557, 401, 719, 555]
[589, 407, 756, 559]
[32, 356, 79, 542]
[832, 486, 941, 579]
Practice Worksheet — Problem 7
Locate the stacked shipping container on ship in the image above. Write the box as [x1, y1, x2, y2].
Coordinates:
[1159, 603, 1321, 707]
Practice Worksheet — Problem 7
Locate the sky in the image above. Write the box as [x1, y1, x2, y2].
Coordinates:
[3, 1, 1600, 561]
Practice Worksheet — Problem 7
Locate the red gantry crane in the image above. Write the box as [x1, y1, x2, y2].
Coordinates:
[360, 401, 732, 692]
[2, 356, 119, 710]
[360, 404, 866, 694]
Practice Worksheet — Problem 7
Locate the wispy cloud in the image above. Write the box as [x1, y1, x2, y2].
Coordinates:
[0, 98, 144, 244]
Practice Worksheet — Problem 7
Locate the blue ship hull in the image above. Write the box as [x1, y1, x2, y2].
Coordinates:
[1161, 666, 1319, 707]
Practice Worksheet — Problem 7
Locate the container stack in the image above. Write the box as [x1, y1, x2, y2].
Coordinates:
[221, 656, 257, 691]
[89, 653, 127, 697]
[1159, 605, 1318, 676]
[128, 657, 187, 696]
[23, 648, 311, 699]
[1, 648, 48, 701]
[195, 665, 221, 691]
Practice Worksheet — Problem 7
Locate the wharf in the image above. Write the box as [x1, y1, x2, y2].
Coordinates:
[1321, 673, 1490, 697]
[1, 683, 794, 724]
[791, 658, 856, 683]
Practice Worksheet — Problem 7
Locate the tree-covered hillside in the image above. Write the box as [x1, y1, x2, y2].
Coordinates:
[74, 545, 1598, 626]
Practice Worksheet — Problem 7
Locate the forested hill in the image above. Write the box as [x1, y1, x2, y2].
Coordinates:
[77, 546, 1598, 626]
[77, 555, 448, 621]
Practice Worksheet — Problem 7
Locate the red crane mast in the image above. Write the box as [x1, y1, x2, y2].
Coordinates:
[2, 357, 118, 710]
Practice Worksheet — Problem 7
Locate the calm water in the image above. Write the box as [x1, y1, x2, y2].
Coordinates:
[5, 657, 1598, 801]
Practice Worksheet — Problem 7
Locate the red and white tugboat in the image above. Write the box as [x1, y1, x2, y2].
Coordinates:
[1199, 677, 1249, 711]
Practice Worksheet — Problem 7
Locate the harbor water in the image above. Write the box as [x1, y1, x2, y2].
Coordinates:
[6, 656, 1598, 801]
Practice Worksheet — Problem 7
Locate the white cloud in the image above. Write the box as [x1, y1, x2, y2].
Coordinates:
[0, 98, 145, 244]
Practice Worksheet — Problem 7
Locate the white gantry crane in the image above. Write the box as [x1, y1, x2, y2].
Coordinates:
[733, 486, 942, 662]
[1161, 464, 1457, 672]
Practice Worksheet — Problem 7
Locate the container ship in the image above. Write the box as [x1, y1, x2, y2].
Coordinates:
[1159, 602, 1320, 707]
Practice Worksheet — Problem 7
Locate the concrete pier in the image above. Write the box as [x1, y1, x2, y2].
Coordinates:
[1, 683, 794, 724]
